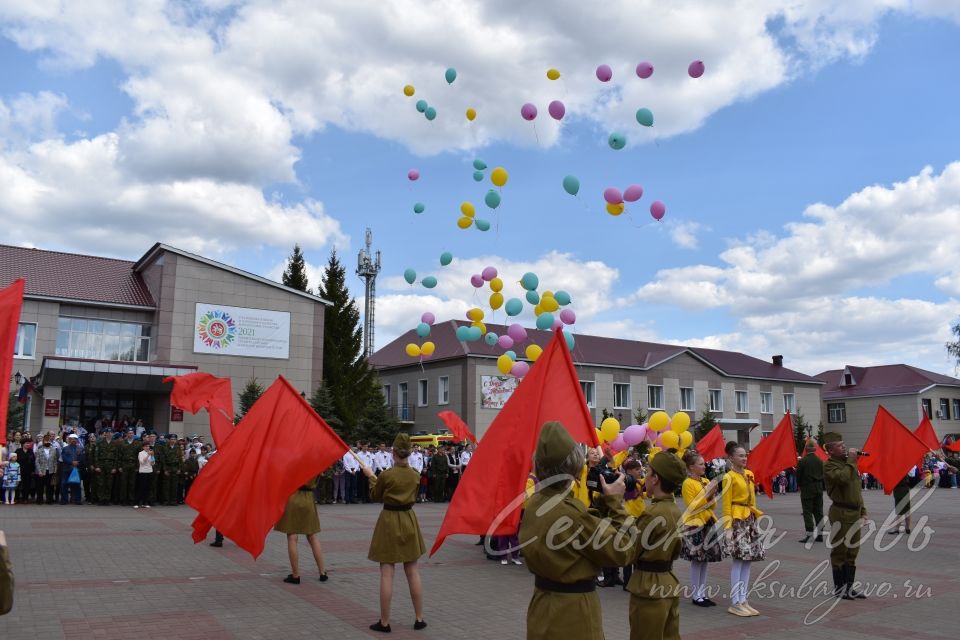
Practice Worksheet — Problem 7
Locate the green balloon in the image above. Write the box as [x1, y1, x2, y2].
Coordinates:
[520, 272, 539, 291]
[440, 251, 453, 266]
[421, 276, 438, 289]
[484, 189, 501, 209]
[608, 132, 626, 150]
[473, 159, 487, 170]
[635, 108, 654, 127]
[505, 298, 523, 316]
[413, 202, 425, 214]
[425, 107, 437, 121]
[475, 218, 491, 231]
[445, 67, 457, 84]
[562, 175, 580, 196]
[415, 100, 428, 113]
[473, 170, 484, 182]
[403, 268, 416, 284]
[525, 290, 540, 304]
[554, 290, 571, 305]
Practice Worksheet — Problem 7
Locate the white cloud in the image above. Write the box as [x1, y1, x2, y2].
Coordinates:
[0, 91, 68, 147]
[668, 220, 706, 250]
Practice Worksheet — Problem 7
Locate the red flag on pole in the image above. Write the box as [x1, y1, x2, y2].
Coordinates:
[0, 279, 25, 445]
[163, 372, 235, 447]
[694, 425, 726, 461]
[186, 376, 349, 558]
[913, 414, 940, 451]
[430, 329, 599, 556]
[946, 438, 960, 453]
[437, 410, 478, 444]
[747, 413, 798, 498]
[858, 405, 932, 495]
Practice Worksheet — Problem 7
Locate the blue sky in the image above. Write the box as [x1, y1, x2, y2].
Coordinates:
[1, 1, 959, 375]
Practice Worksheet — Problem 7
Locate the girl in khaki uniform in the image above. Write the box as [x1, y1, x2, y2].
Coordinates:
[274, 475, 328, 584]
[360, 433, 427, 633]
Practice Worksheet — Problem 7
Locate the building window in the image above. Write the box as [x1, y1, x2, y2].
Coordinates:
[580, 381, 595, 408]
[735, 391, 748, 413]
[613, 383, 631, 409]
[921, 399, 932, 419]
[56, 317, 151, 362]
[827, 402, 846, 423]
[14, 323, 37, 358]
[382, 385, 391, 406]
[647, 385, 664, 410]
[939, 398, 950, 420]
[760, 430, 773, 439]
[398, 383, 409, 420]
[680, 387, 695, 412]
[438, 377, 449, 405]
[417, 379, 428, 407]
[954, 399, 960, 421]
[783, 393, 795, 414]
[708, 389, 722, 412]
[843, 373, 853, 386]
[760, 392, 772, 414]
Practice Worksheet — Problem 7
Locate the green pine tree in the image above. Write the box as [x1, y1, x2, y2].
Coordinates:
[6, 392, 24, 432]
[317, 250, 375, 433]
[633, 406, 648, 426]
[355, 376, 399, 444]
[947, 319, 960, 369]
[236, 377, 264, 423]
[792, 408, 813, 454]
[309, 382, 347, 440]
[282, 244, 312, 293]
[694, 404, 717, 440]
[816, 421, 825, 446]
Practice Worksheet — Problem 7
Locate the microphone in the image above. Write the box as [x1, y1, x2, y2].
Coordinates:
[856, 451, 870, 457]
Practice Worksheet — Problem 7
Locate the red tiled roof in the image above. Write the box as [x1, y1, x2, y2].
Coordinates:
[0, 244, 155, 308]
[816, 364, 960, 400]
[371, 320, 821, 383]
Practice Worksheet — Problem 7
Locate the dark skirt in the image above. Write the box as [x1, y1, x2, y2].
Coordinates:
[680, 521, 725, 563]
[725, 514, 765, 561]
[892, 484, 911, 516]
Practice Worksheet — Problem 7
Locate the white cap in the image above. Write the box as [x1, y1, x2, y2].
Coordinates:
[67, 434, 79, 440]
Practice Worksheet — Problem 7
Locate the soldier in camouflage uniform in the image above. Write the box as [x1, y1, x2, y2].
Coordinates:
[118, 430, 138, 505]
[109, 432, 127, 504]
[160, 434, 183, 506]
[93, 431, 116, 505]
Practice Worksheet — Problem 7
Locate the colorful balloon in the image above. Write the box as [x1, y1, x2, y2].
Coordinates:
[467, 307, 484, 321]
[489, 292, 504, 310]
[440, 251, 453, 266]
[595, 64, 613, 82]
[525, 344, 543, 361]
[403, 268, 416, 284]
[470, 274, 484, 288]
[505, 350, 517, 361]
[535, 312, 554, 330]
[548, 100, 565, 120]
[497, 334, 514, 350]
[472, 171, 484, 182]
[415, 100, 428, 113]
[525, 290, 540, 305]
[421, 276, 437, 289]
[649, 411, 670, 432]
[403, 84, 415, 97]
[608, 132, 626, 150]
[554, 290, 571, 305]
[520, 272, 539, 291]
[635, 108, 654, 127]
[603, 187, 624, 204]
[606, 202, 625, 216]
[546, 68, 560, 80]
[416, 322, 431, 338]
[455, 325, 470, 341]
[520, 103, 538, 121]
[610, 435, 627, 453]
[623, 184, 643, 202]
[475, 218, 491, 231]
[636, 62, 654, 79]
[688, 60, 705, 78]
[505, 298, 523, 316]
[660, 431, 680, 450]
[457, 216, 473, 229]
[507, 323, 527, 343]
[650, 200, 666, 221]
[460, 201, 475, 217]
[490, 167, 509, 187]
[424, 107, 437, 120]
[599, 417, 620, 443]
[533, 303, 543, 316]
[497, 354, 513, 374]
[623, 424, 647, 447]
[472, 321, 487, 335]
[559, 308, 576, 325]
[466, 107, 477, 121]
[489, 276, 504, 292]
[408, 169, 420, 181]
[671, 412, 691, 434]
[405, 343, 421, 357]
[481, 266, 498, 281]
[413, 202, 425, 214]
[679, 431, 693, 449]
[563, 329, 575, 350]
[421, 341, 435, 357]
[421, 312, 435, 325]
[540, 296, 559, 313]
[473, 159, 487, 170]
[466, 326, 482, 341]
[510, 361, 530, 377]
[484, 189, 501, 209]
[484, 332, 498, 346]
[445, 67, 457, 84]
[562, 175, 580, 196]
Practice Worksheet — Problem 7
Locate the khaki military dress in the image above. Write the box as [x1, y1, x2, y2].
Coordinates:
[627, 496, 683, 640]
[518, 485, 633, 640]
[824, 458, 865, 567]
[368, 464, 426, 563]
[275, 476, 321, 535]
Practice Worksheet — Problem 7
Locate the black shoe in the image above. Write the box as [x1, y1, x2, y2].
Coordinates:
[283, 574, 300, 584]
[832, 566, 853, 599]
[369, 621, 391, 633]
[845, 565, 867, 599]
[704, 598, 718, 607]
[414, 620, 427, 630]
[692, 598, 711, 607]
[319, 573, 329, 582]
[905, 528, 911, 534]
[815, 534, 825, 542]
[210, 541, 223, 548]
[798, 535, 811, 543]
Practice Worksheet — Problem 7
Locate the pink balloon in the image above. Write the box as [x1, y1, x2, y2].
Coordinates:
[420, 312, 435, 325]
[655, 432, 665, 448]
[521, 103, 538, 121]
[510, 361, 530, 377]
[623, 184, 644, 202]
[650, 200, 666, 221]
[470, 274, 484, 288]
[408, 169, 419, 181]
[548, 100, 566, 121]
[595, 64, 613, 82]
[688, 60, 705, 78]
[636, 62, 654, 79]
[481, 266, 498, 281]
[552, 318, 563, 331]
[507, 323, 527, 343]
[644, 425, 657, 442]
[559, 308, 576, 325]
[603, 187, 623, 205]
[611, 434, 627, 453]
[497, 335, 514, 350]
[622, 424, 647, 447]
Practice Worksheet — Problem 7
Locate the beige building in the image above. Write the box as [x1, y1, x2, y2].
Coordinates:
[4, 243, 328, 437]
[816, 364, 960, 448]
[370, 320, 823, 445]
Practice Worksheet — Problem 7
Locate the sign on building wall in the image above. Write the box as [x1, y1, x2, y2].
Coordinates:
[193, 303, 290, 359]
[44, 399, 60, 417]
[480, 375, 519, 409]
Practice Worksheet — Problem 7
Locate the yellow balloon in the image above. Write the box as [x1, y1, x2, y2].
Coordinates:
[599, 417, 620, 444]
[421, 341, 435, 356]
[467, 307, 484, 321]
[466, 107, 477, 121]
[649, 411, 670, 432]
[606, 202, 625, 216]
[595, 428, 604, 444]
[542, 290, 554, 298]
[540, 296, 559, 312]
[671, 411, 691, 434]
[533, 303, 543, 316]
[497, 354, 514, 374]
[460, 201, 475, 217]
[489, 277, 503, 292]
[490, 167, 509, 187]
[676, 448, 686, 459]
[648, 446, 662, 459]
[547, 68, 560, 80]
[525, 344, 543, 361]
[679, 431, 693, 449]
[457, 216, 473, 229]
[403, 84, 415, 97]
[489, 292, 504, 310]
[405, 343, 421, 357]
[660, 431, 680, 450]
[472, 321, 487, 334]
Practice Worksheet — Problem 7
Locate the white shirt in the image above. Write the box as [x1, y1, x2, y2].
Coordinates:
[376, 451, 393, 471]
[342, 451, 360, 473]
[409, 451, 424, 473]
[460, 450, 473, 467]
[138, 450, 153, 473]
[197, 455, 208, 470]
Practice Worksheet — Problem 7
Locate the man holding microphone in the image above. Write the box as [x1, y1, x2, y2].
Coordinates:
[823, 432, 868, 601]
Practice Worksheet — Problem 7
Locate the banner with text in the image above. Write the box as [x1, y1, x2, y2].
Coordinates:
[480, 375, 518, 409]
[193, 303, 290, 359]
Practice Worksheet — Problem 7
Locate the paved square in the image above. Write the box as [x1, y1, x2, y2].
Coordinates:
[1, 489, 958, 639]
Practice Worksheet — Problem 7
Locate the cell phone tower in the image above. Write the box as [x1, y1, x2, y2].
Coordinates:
[356, 228, 381, 358]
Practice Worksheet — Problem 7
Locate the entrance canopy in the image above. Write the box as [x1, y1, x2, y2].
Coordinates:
[38, 356, 197, 392]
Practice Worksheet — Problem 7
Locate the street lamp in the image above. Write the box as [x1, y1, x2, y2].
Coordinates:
[14, 371, 23, 386]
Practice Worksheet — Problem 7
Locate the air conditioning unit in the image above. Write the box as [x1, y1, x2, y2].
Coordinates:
[936, 410, 944, 419]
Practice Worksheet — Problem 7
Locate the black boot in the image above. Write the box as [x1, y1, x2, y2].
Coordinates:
[845, 565, 867, 599]
[832, 566, 853, 600]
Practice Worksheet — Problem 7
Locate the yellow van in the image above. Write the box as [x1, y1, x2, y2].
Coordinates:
[409, 431, 456, 448]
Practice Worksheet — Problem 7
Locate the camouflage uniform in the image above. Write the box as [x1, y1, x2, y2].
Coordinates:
[160, 440, 183, 505]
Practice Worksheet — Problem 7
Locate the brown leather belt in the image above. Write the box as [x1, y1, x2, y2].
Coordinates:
[534, 576, 596, 593]
[634, 560, 674, 573]
[383, 503, 413, 511]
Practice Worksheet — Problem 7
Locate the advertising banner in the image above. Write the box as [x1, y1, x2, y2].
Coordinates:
[193, 303, 290, 359]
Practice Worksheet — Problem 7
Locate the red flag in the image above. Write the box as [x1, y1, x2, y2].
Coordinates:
[747, 413, 798, 498]
[430, 329, 598, 556]
[163, 372, 235, 447]
[186, 376, 349, 558]
[858, 406, 931, 495]
[694, 425, 726, 461]
[437, 410, 478, 444]
[913, 414, 940, 451]
[946, 439, 960, 453]
[0, 279, 25, 445]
